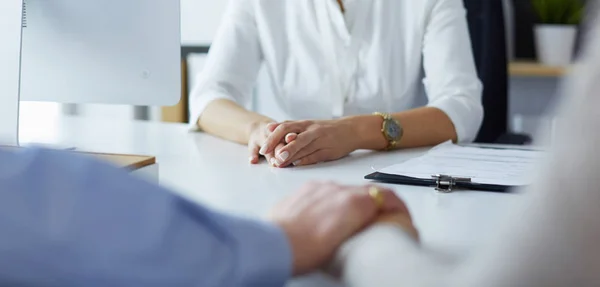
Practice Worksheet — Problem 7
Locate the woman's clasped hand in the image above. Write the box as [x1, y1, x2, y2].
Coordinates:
[249, 119, 362, 168]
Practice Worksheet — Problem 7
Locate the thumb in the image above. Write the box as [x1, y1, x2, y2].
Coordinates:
[368, 186, 408, 215]
[248, 144, 260, 164]
[285, 133, 298, 143]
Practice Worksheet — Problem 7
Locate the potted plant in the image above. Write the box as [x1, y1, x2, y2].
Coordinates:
[531, 0, 585, 66]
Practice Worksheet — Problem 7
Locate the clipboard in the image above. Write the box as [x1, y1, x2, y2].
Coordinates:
[363, 142, 541, 193]
[365, 172, 512, 193]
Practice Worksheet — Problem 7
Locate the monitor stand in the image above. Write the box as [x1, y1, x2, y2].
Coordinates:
[0, 0, 23, 147]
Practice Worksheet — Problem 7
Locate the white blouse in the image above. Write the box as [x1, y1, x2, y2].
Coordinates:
[329, 17, 600, 286]
[190, 0, 483, 142]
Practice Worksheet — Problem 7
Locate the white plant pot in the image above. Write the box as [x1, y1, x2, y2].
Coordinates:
[534, 25, 577, 67]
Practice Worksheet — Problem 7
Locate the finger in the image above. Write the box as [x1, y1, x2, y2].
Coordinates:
[260, 121, 308, 155]
[266, 122, 280, 133]
[358, 185, 409, 216]
[377, 188, 409, 215]
[248, 144, 260, 164]
[292, 149, 332, 167]
[273, 143, 287, 167]
[265, 152, 277, 167]
[375, 212, 419, 241]
[285, 141, 321, 167]
[276, 132, 320, 166]
[285, 133, 298, 144]
[334, 186, 407, 235]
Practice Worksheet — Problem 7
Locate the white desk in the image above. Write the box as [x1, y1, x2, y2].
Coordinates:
[20, 116, 520, 286]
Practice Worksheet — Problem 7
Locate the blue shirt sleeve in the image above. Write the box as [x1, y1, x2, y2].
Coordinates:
[0, 148, 291, 287]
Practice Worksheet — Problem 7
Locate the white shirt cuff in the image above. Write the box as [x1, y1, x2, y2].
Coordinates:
[327, 224, 419, 286]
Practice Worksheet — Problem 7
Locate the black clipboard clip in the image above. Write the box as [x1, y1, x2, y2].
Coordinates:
[432, 174, 472, 193]
[364, 172, 510, 193]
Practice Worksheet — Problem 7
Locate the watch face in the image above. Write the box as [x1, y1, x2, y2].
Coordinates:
[385, 120, 402, 140]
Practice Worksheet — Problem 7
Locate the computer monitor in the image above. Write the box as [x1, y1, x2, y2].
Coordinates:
[0, 0, 25, 144]
[0, 0, 181, 145]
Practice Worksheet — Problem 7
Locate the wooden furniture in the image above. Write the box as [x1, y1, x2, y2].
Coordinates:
[1, 146, 155, 170]
[161, 45, 211, 124]
[509, 61, 568, 77]
[91, 152, 156, 170]
[160, 59, 189, 123]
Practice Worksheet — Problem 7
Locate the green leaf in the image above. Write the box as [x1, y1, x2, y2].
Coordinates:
[568, 6, 584, 25]
[530, 0, 585, 25]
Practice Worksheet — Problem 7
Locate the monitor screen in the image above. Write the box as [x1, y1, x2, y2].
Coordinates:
[19, 0, 181, 106]
[0, 0, 24, 145]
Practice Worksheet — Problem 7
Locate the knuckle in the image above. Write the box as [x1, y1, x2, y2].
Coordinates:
[265, 125, 275, 133]
[276, 124, 288, 133]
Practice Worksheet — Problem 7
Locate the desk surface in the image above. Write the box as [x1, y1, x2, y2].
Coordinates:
[19, 116, 520, 286]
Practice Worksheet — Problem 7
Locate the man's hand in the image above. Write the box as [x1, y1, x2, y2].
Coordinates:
[259, 119, 361, 167]
[269, 182, 408, 275]
[374, 212, 419, 242]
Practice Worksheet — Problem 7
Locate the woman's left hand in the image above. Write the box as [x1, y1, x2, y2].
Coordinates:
[259, 119, 360, 167]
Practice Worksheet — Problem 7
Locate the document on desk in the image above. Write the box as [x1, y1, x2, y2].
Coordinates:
[377, 141, 545, 187]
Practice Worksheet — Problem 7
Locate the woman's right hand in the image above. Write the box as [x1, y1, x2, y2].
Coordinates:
[248, 121, 298, 166]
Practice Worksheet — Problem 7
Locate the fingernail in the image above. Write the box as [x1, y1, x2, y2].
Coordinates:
[270, 158, 277, 166]
[249, 156, 254, 163]
[259, 145, 268, 155]
[278, 151, 289, 162]
[293, 160, 301, 166]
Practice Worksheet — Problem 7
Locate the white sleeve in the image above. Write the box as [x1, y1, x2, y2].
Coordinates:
[331, 16, 600, 286]
[188, 0, 263, 129]
[422, 0, 483, 143]
[329, 224, 449, 287]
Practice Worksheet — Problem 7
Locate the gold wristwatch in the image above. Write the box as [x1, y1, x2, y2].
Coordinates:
[373, 112, 403, 150]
